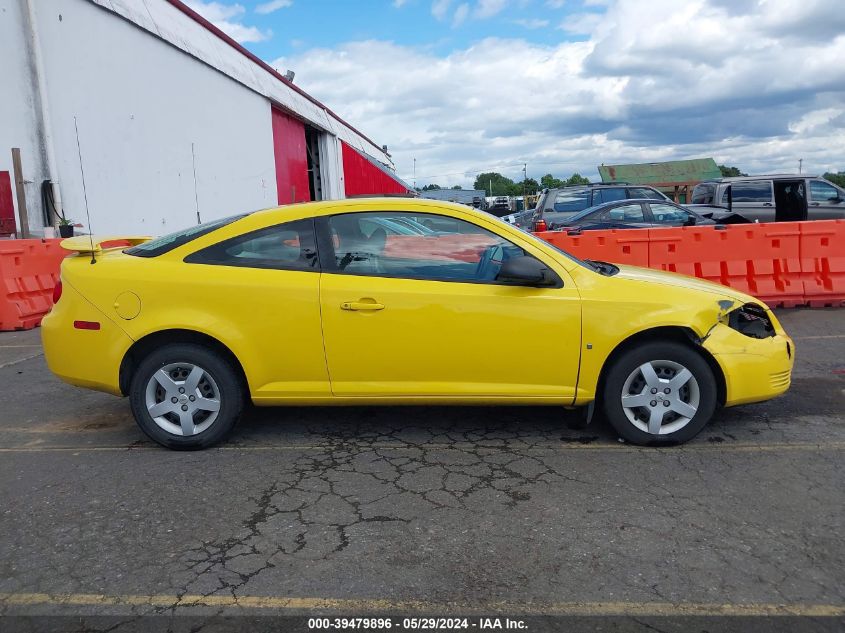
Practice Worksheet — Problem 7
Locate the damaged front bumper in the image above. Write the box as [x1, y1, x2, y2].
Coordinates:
[703, 304, 794, 407]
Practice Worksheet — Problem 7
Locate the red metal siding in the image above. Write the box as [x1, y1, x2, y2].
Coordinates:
[0, 172, 15, 236]
[271, 107, 311, 204]
[341, 142, 409, 197]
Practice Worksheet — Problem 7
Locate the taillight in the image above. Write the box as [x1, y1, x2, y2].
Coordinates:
[52, 280, 62, 304]
[534, 219, 547, 232]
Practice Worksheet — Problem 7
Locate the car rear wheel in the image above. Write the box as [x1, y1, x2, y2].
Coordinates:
[129, 344, 244, 449]
[602, 342, 716, 445]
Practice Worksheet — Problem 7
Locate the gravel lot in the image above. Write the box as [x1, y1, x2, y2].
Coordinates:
[0, 308, 843, 632]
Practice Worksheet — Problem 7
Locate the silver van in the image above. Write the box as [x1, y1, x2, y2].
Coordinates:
[691, 175, 845, 222]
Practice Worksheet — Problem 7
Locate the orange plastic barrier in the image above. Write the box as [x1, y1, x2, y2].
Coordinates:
[0, 239, 67, 331]
[534, 229, 650, 266]
[800, 219, 845, 307]
[648, 224, 804, 307]
[533, 221, 844, 308]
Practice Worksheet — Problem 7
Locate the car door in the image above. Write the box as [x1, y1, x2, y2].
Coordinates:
[594, 202, 649, 229]
[808, 179, 845, 219]
[316, 209, 582, 400]
[722, 180, 774, 221]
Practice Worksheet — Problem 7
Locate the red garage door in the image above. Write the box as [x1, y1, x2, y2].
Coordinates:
[342, 142, 411, 197]
[271, 107, 311, 204]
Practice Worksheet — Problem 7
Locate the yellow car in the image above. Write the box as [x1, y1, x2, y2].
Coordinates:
[42, 199, 794, 449]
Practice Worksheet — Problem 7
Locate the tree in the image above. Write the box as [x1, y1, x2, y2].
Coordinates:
[823, 172, 845, 188]
[474, 172, 515, 196]
[421, 183, 442, 191]
[509, 178, 539, 196]
[540, 173, 563, 189]
[718, 165, 747, 177]
[565, 173, 590, 186]
[451, 185, 463, 190]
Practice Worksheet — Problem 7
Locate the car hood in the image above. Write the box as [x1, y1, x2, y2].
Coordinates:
[613, 264, 757, 305]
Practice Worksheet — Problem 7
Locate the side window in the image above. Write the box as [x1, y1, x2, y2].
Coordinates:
[629, 187, 665, 200]
[722, 181, 773, 204]
[601, 203, 645, 222]
[324, 212, 528, 284]
[649, 203, 691, 224]
[185, 218, 318, 270]
[593, 188, 627, 204]
[552, 190, 591, 213]
[810, 180, 842, 202]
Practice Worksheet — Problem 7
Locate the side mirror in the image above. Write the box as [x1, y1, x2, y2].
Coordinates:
[496, 255, 560, 287]
[684, 215, 696, 226]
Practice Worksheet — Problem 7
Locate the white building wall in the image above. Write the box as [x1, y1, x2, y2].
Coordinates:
[0, 0, 51, 234]
[31, 0, 279, 236]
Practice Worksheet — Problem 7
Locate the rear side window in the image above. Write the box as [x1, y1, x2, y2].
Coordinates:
[691, 183, 715, 204]
[552, 190, 591, 213]
[185, 218, 318, 271]
[126, 214, 247, 257]
[722, 181, 773, 204]
[593, 188, 627, 204]
[601, 203, 645, 222]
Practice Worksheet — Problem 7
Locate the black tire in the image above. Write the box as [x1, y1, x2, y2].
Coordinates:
[602, 341, 716, 445]
[129, 343, 244, 450]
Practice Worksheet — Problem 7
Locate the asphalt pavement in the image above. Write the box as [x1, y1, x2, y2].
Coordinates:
[0, 308, 843, 632]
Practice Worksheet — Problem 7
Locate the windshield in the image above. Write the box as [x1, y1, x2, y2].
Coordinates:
[125, 214, 248, 257]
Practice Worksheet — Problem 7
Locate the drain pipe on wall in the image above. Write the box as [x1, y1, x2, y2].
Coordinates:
[23, 0, 63, 232]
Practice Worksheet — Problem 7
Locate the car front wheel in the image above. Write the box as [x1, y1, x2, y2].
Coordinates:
[602, 342, 717, 445]
[129, 343, 244, 449]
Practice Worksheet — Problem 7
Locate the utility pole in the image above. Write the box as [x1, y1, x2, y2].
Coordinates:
[799, 158, 803, 174]
[523, 163, 527, 206]
[413, 157, 416, 189]
[489, 177, 493, 198]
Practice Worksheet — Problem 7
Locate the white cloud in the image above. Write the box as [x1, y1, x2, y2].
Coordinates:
[278, 0, 845, 185]
[453, 3, 470, 26]
[184, 1, 271, 42]
[255, 0, 292, 15]
[514, 18, 550, 28]
[545, 0, 565, 7]
[559, 12, 602, 34]
[474, 0, 508, 19]
[393, 0, 409, 6]
[431, 0, 452, 20]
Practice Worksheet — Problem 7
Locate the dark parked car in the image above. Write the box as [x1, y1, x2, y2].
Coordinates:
[543, 199, 747, 232]
[691, 175, 845, 222]
[506, 183, 670, 230]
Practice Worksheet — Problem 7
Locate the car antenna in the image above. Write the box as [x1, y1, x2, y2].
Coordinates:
[74, 116, 96, 264]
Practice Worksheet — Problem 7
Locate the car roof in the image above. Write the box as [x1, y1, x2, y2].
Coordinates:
[698, 174, 821, 184]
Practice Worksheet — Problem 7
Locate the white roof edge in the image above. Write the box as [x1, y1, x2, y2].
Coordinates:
[87, 0, 394, 167]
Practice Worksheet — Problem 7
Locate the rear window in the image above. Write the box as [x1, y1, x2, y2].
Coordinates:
[691, 183, 716, 204]
[126, 214, 247, 257]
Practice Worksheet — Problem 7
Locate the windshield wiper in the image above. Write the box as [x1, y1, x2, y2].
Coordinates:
[584, 259, 619, 276]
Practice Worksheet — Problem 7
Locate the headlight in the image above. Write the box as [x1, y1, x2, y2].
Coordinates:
[726, 303, 775, 339]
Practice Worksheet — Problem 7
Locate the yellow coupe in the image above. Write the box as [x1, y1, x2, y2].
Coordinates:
[42, 199, 794, 449]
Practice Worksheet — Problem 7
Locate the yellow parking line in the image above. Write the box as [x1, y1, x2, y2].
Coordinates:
[0, 592, 843, 616]
[0, 441, 843, 453]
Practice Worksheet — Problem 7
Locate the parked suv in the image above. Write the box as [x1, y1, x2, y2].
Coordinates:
[506, 184, 670, 230]
[691, 175, 845, 222]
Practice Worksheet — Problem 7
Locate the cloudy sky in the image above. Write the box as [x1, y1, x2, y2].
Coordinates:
[186, 0, 845, 187]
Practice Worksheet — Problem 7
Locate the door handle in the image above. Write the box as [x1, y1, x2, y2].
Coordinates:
[341, 301, 385, 311]
[810, 202, 820, 206]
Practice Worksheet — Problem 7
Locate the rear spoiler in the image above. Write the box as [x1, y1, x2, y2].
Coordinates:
[60, 235, 153, 254]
